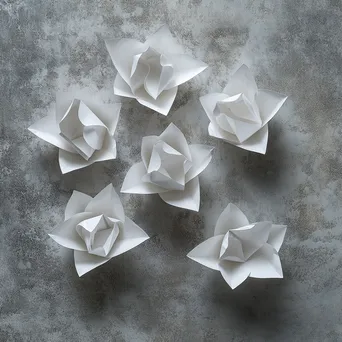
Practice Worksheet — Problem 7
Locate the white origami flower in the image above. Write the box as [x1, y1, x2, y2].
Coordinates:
[187, 203, 286, 289]
[200, 65, 287, 154]
[121, 123, 214, 211]
[49, 184, 149, 276]
[105, 25, 207, 115]
[28, 91, 121, 173]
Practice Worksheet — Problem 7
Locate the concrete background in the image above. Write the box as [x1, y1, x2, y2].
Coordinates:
[1, 0, 342, 341]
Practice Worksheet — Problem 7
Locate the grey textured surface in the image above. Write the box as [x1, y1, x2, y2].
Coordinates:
[1, 0, 342, 341]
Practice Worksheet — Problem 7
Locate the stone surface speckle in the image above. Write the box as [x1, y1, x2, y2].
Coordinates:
[1, 0, 342, 341]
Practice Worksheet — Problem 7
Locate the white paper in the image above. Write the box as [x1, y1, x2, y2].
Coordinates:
[200, 64, 287, 154]
[187, 203, 286, 289]
[49, 184, 149, 276]
[28, 89, 121, 174]
[105, 25, 207, 115]
[121, 123, 214, 211]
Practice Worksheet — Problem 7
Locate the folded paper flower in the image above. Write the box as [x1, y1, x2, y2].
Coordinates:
[121, 123, 214, 211]
[105, 25, 208, 115]
[28, 91, 121, 173]
[187, 203, 286, 289]
[200, 65, 287, 154]
[49, 184, 149, 276]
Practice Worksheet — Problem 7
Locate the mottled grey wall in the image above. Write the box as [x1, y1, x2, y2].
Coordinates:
[1, 0, 342, 341]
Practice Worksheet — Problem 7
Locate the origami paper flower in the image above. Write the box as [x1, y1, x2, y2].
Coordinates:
[28, 91, 121, 173]
[49, 184, 149, 276]
[200, 65, 287, 154]
[187, 203, 286, 289]
[121, 123, 214, 211]
[105, 25, 207, 115]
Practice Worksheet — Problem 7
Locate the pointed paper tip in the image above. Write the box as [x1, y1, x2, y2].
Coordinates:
[120, 184, 129, 193]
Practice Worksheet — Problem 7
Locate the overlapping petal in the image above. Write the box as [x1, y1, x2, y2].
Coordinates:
[201, 65, 287, 154]
[106, 25, 207, 115]
[121, 124, 212, 211]
[49, 212, 93, 251]
[107, 217, 149, 258]
[64, 191, 92, 220]
[121, 162, 169, 194]
[49, 185, 149, 276]
[28, 115, 76, 153]
[188, 203, 286, 289]
[28, 91, 120, 174]
[185, 144, 214, 182]
[85, 184, 125, 222]
[187, 234, 224, 270]
[214, 203, 249, 235]
[159, 176, 200, 211]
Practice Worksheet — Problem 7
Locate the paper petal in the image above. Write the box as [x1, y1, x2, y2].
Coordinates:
[85, 184, 125, 222]
[105, 38, 146, 85]
[247, 244, 283, 278]
[90, 102, 121, 136]
[159, 176, 200, 211]
[223, 64, 258, 103]
[214, 203, 250, 236]
[49, 212, 93, 251]
[165, 54, 207, 89]
[108, 217, 149, 258]
[145, 25, 184, 55]
[64, 191, 92, 220]
[268, 224, 287, 252]
[237, 124, 269, 154]
[114, 74, 135, 98]
[208, 122, 239, 144]
[159, 123, 192, 160]
[58, 135, 117, 174]
[219, 260, 251, 289]
[121, 162, 168, 194]
[231, 222, 272, 260]
[256, 89, 287, 126]
[135, 86, 178, 116]
[28, 115, 76, 153]
[200, 93, 229, 122]
[187, 235, 224, 270]
[185, 144, 214, 182]
[74, 250, 109, 277]
[141, 135, 159, 169]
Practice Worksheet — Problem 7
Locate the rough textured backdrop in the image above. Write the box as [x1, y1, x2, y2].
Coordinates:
[1, 0, 342, 341]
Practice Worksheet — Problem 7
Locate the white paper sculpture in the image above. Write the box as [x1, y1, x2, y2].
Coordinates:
[105, 25, 208, 115]
[187, 203, 286, 289]
[28, 91, 121, 174]
[200, 65, 287, 154]
[49, 184, 149, 276]
[121, 123, 214, 211]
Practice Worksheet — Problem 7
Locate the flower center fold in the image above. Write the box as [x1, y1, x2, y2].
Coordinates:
[219, 222, 272, 263]
[214, 93, 262, 143]
[130, 47, 174, 100]
[59, 99, 107, 160]
[142, 140, 191, 191]
[76, 215, 120, 257]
